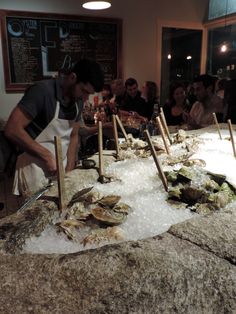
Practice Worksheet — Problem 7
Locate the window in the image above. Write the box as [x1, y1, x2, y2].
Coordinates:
[207, 24, 236, 78]
[160, 27, 202, 104]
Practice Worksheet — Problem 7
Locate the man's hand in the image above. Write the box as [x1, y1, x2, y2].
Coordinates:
[43, 152, 57, 174]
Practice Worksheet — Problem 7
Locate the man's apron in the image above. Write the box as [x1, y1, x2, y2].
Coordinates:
[13, 101, 77, 197]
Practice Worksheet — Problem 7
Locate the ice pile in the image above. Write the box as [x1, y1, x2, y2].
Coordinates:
[23, 126, 236, 254]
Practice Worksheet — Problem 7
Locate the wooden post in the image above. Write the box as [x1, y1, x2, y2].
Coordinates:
[156, 116, 170, 155]
[98, 121, 104, 177]
[160, 107, 172, 144]
[112, 114, 120, 158]
[54, 136, 66, 210]
[227, 119, 236, 158]
[115, 115, 128, 141]
[212, 112, 222, 140]
[144, 130, 168, 192]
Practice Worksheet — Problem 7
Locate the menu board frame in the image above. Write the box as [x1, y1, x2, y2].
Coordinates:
[0, 10, 122, 93]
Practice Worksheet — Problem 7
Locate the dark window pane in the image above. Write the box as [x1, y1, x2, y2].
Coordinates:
[207, 24, 236, 79]
[160, 27, 202, 104]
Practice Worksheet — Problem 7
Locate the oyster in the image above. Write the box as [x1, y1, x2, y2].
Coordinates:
[68, 186, 94, 206]
[163, 153, 193, 166]
[183, 159, 206, 167]
[181, 186, 207, 205]
[208, 191, 230, 209]
[98, 174, 120, 184]
[168, 185, 183, 200]
[56, 219, 85, 241]
[193, 203, 218, 215]
[113, 202, 132, 214]
[178, 166, 195, 182]
[81, 226, 124, 246]
[207, 171, 226, 186]
[173, 129, 187, 143]
[65, 202, 91, 221]
[83, 191, 104, 204]
[204, 180, 220, 192]
[98, 195, 121, 208]
[167, 165, 236, 213]
[91, 206, 127, 225]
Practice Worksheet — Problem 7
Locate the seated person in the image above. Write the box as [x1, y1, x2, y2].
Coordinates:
[121, 78, 146, 115]
[101, 83, 113, 103]
[163, 82, 191, 126]
[110, 79, 126, 112]
[187, 74, 224, 129]
[118, 77, 147, 131]
[141, 81, 160, 120]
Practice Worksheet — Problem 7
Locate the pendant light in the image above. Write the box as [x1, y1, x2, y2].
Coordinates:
[82, 1, 111, 10]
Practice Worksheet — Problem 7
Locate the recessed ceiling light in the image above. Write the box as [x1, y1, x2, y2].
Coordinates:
[82, 1, 111, 10]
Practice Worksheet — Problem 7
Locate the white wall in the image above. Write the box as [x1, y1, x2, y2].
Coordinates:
[0, 0, 208, 120]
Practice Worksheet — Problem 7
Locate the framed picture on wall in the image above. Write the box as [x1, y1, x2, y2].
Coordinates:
[0, 10, 122, 92]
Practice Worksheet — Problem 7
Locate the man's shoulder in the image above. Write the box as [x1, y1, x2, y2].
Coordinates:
[34, 78, 57, 93]
[211, 94, 224, 112]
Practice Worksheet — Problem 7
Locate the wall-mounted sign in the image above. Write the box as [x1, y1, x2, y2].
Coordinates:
[0, 10, 122, 92]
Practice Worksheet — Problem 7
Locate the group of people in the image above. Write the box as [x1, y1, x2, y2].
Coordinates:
[163, 75, 225, 129]
[82, 73, 227, 133]
[3, 58, 232, 198]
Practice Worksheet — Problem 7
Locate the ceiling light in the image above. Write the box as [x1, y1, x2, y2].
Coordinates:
[82, 1, 111, 10]
[186, 55, 192, 60]
[167, 54, 171, 60]
[220, 43, 227, 52]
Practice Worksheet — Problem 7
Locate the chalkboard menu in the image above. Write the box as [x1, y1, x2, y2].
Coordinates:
[0, 10, 122, 92]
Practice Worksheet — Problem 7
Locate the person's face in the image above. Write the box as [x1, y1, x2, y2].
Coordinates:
[173, 87, 185, 104]
[126, 83, 138, 98]
[193, 81, 208, 102]
[74, 82, 95, 100]
[112, 81, 124, 96]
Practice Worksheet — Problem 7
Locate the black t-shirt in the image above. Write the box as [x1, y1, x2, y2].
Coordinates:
[18, 78, 83, 139]
[121, 91, 146, 117]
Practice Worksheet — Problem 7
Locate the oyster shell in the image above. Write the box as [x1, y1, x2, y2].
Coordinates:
[56, 219, 85, 241]
[65, 202, 91, 221]
[183, 159, 206, 167]
[98, 195, 121, 208]
[91, 207, 127, 225]
[81, 226, 124, 246]
[173, 129, 187, 143]
[68, 186, 94, 206]
[83, 191, 104, 204]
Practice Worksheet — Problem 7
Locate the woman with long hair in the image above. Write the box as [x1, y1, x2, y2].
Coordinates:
[163, 81, 191, 126]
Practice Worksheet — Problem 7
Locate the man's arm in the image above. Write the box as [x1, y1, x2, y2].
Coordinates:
[66, 122, 80, 172]
[4, 106, 56, 172]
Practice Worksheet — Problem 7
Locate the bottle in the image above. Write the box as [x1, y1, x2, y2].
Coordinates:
[93, 95, 99, 107]
[94, 108, 100, 125]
